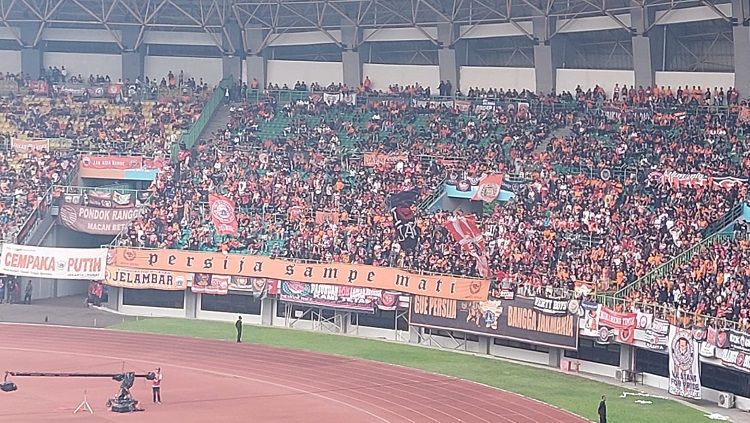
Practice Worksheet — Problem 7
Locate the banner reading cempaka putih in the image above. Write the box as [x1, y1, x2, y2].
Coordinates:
[0, 244, 106, 279]
[410, 296, 579, 350]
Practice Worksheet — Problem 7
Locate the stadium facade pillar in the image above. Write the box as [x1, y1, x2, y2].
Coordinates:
[630, 4, 663, 89]
[260, 297, 275, 326]
[341, 23, 363, 89]
[107, 287, 121, 312]
[245, 25, 267, 88]
[185, 290, 198, 319]
[19, 22, 42, 80]
[437, 22, 459, 96]
[222, 22, 243, 83]
[548, 347, 562, 368]
[121, 27, 144, 84]
[619, 344, 635, 372]
[733, 0, 750, 97]
[477, 336, 490, 355]
[532, 16, 561, 95]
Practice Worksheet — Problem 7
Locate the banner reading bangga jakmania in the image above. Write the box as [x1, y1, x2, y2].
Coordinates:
[410, 296, 579, 350]
[668, 326, 702, 399]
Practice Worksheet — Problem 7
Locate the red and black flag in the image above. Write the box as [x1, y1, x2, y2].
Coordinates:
[388, 190, 420, 251]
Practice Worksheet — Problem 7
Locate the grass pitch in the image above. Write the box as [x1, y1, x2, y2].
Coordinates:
[113, 318, 710, 423]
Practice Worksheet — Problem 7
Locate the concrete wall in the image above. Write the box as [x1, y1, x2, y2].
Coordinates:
[459, 66, 536, 92]
[267, 60, 343, 87]
[144, 56, 223, 85]
[43, 52, 122, 81]
[362, 63, 440, 91]
[556, 69, 635, 93]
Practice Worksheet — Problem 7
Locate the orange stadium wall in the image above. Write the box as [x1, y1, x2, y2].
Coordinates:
[266, 60, 344, 87]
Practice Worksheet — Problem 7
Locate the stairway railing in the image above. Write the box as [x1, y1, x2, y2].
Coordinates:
[171, 76, 233, 160]
[612, 231, 735, 299]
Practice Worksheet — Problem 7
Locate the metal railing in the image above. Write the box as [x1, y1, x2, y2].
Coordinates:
[172, 76, 233, 159]
[595, 294, 747, 332]
[613, 231, 736, 299]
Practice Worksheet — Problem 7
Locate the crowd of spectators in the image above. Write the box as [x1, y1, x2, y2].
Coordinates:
[103, 77, 750, 326]
[0, 69, 211, 243]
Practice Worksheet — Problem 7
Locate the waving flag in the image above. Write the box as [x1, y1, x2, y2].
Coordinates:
[443, 215, 489, 277]
[388, 190, 420, 251]
[472, 174, 504, 202]
[209, 193, 238, 236]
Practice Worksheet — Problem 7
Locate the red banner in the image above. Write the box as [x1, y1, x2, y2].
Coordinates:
[279, 281, 399, 312]
[28, 80, 48, 95]
[598, 307, 636, 344]
[191, 274, 229, 295]
[208, 193, 238, 236]
[472, 174, 504, 202]
[81, 155, 143, 170]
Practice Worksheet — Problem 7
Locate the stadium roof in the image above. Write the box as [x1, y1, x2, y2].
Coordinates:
[0, 0, 732, 32]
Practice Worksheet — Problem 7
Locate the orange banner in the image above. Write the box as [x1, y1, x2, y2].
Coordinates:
[109, 248, 489, 301]
[104, 266, 191, 290]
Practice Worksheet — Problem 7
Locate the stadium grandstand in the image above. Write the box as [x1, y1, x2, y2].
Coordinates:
[0, 0, 749, 420]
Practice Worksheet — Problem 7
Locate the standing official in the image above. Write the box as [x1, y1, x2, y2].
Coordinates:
[235, 316, 243, 343]
[598, 395, 607, 423]
[152, 368, 162, 403]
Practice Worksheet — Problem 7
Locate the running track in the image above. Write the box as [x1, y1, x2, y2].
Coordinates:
[0, 324, 589, 422]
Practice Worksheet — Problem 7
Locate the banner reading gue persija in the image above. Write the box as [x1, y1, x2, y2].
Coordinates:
[105, 266, 191, 290]
[109, 248, 490, 301]
[0, 244, 107, 279]
[410, 295, 579, 349]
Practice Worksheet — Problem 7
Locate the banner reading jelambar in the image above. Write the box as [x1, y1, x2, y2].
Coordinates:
[109, 247, 490, 301]
[410, 295, 579, 350]
[59, 203, 144, 235]
[104, 266, 190, 290]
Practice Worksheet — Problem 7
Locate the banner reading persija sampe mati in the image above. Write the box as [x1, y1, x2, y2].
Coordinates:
[668, 326, 702, 399]
[0, 244, 107, 279]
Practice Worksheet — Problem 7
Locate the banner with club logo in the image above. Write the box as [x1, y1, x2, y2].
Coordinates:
[279, 281, 399, 313]
[208, 193, 238, 236]
[668, 326, 702, 399]
[104, 266, 190, 290]
[59, 202, 144, 235]
[597, 307, 636, 344]
[410, 296, 579, 350]
[0, 244, 106, 279]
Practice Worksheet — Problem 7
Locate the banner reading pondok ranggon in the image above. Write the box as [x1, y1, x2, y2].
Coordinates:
[109, 247, 490, 301]
[0, 244, 107, 279]
[59, 203, 144, 235]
